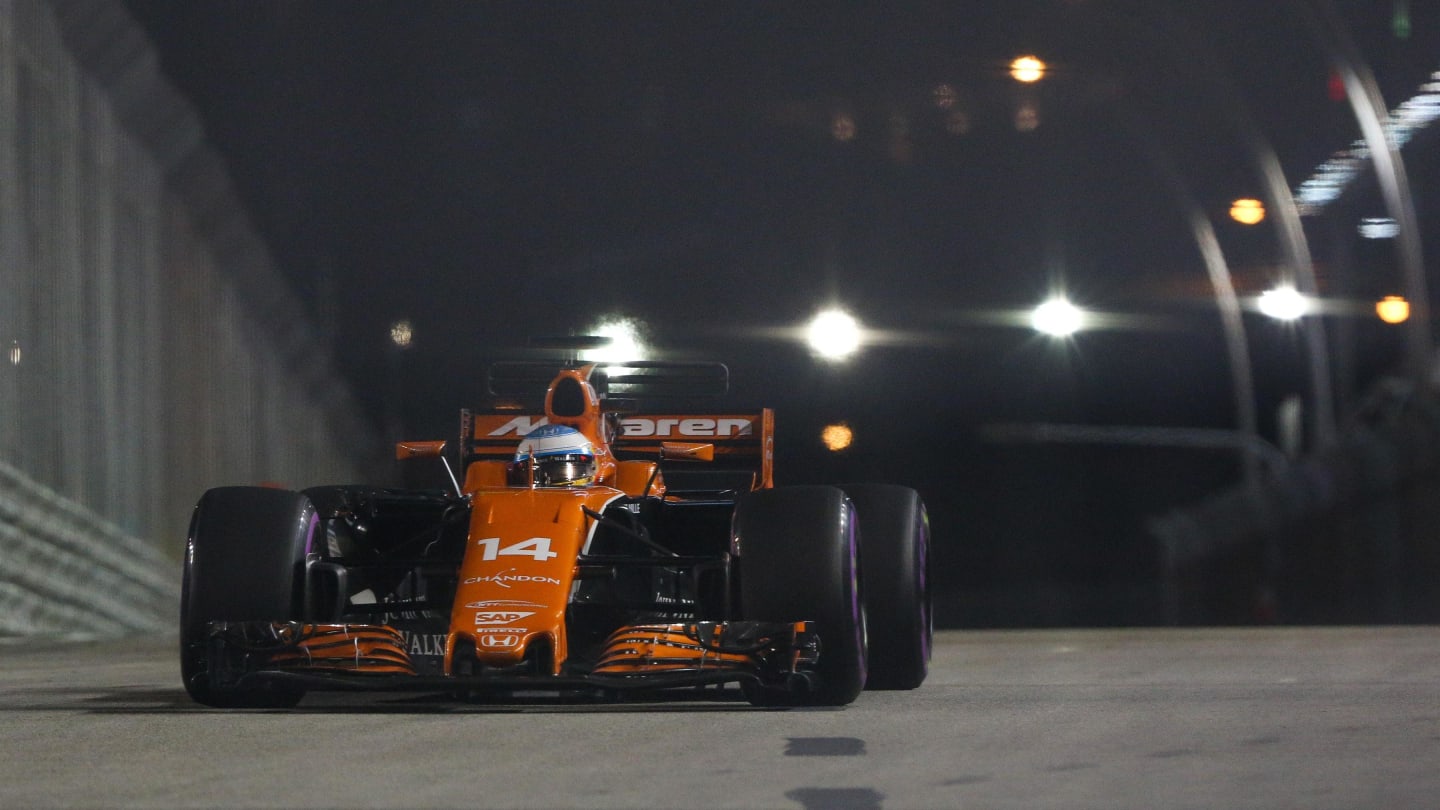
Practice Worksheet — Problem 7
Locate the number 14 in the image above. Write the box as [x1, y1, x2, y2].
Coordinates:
[475, 537, 558, 562]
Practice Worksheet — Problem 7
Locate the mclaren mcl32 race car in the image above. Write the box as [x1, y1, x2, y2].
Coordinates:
[181, 361, 930, 708]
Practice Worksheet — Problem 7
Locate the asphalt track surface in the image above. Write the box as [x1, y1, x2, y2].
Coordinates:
[2, 627, 1438, 809]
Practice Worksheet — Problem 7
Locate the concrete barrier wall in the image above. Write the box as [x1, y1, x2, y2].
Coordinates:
[1151, 378, 1440, 624]
[0, 0, 384, 635]
[0, 458, 177, 636]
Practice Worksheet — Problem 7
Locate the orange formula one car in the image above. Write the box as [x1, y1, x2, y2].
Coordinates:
[180, 361, 929, 708]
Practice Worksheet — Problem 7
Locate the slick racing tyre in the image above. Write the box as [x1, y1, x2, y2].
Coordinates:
[734, 486, 867, 706]
[180, 486, 315, 708]
[843, 484, 931, 690]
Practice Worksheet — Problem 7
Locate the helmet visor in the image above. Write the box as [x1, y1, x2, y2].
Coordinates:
[509, 453, 595, 487]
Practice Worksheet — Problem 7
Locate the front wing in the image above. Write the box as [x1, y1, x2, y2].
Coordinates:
[198, 620, 819, 698]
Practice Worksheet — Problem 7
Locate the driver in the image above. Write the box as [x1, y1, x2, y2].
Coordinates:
[509, 424, 597, 487]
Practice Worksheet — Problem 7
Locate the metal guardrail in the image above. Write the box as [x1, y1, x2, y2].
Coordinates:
[0, 459, 178, 637]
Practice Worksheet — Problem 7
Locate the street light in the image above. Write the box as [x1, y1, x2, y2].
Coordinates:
[821, 422, 853, 452]
[1376, 295, 1410, 324]
[1010, 55, 1046, 83]
[388, 319, 414, 349]
[1229, 198, 1266, 225]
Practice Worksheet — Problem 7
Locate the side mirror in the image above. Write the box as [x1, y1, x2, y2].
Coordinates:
[395, 440, 462, 496]
[660, 442, 714, 462]
[396, 440, 447, 460]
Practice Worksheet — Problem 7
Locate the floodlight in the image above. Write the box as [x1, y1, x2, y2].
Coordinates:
[806, 309, 862, 360]
[580, 317, 648, 363]
[1258, 287, 1310, 321]
[1031, 298, 1085, 337]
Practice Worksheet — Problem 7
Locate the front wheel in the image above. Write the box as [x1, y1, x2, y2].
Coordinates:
[180, 486, 316, 708]
[844, 484, 930, 690]
[734, 486, 867, 706]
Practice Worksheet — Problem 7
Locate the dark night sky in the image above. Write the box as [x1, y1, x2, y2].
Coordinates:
[122, 1, 1440, 622]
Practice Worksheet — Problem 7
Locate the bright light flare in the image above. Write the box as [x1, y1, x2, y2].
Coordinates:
[821, 422, 853, 452]
[1031, 298, 1085, 336]
[1258, 287, 1310, 320]
[1360, 217, 1399, 239]
[1010, 55, 1046, 83]
[1376, 295, 1410, 324]
[1229, 198, 1266, 225]
[580, 317, 648, 363]
[806, 309, 862, 360]
[389, 319, 414, 349]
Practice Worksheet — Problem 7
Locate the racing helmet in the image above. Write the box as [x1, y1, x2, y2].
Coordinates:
[511, 424, 597, 487]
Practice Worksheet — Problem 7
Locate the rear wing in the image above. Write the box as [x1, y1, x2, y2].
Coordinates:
[460, 409, 774, 491]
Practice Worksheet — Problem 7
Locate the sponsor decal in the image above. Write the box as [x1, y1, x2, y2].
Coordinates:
[475, 611, 535, 626]
[484, 415, 753, 439]
[465, 600, 546, 609]
[486, 416, 548, 437]
[620, 417, 753, 439]
[400, 631, 448, 657]
[478, 634, 521, 649]
[463, 569, 561, 588]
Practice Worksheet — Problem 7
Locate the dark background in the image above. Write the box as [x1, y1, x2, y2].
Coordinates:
[122, 1, 1440, 625]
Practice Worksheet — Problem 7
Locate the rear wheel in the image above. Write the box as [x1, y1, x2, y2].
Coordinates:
[180, 486, 316, 708]
[844, 484, 931, 690]
[734, 486, 867, 706]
